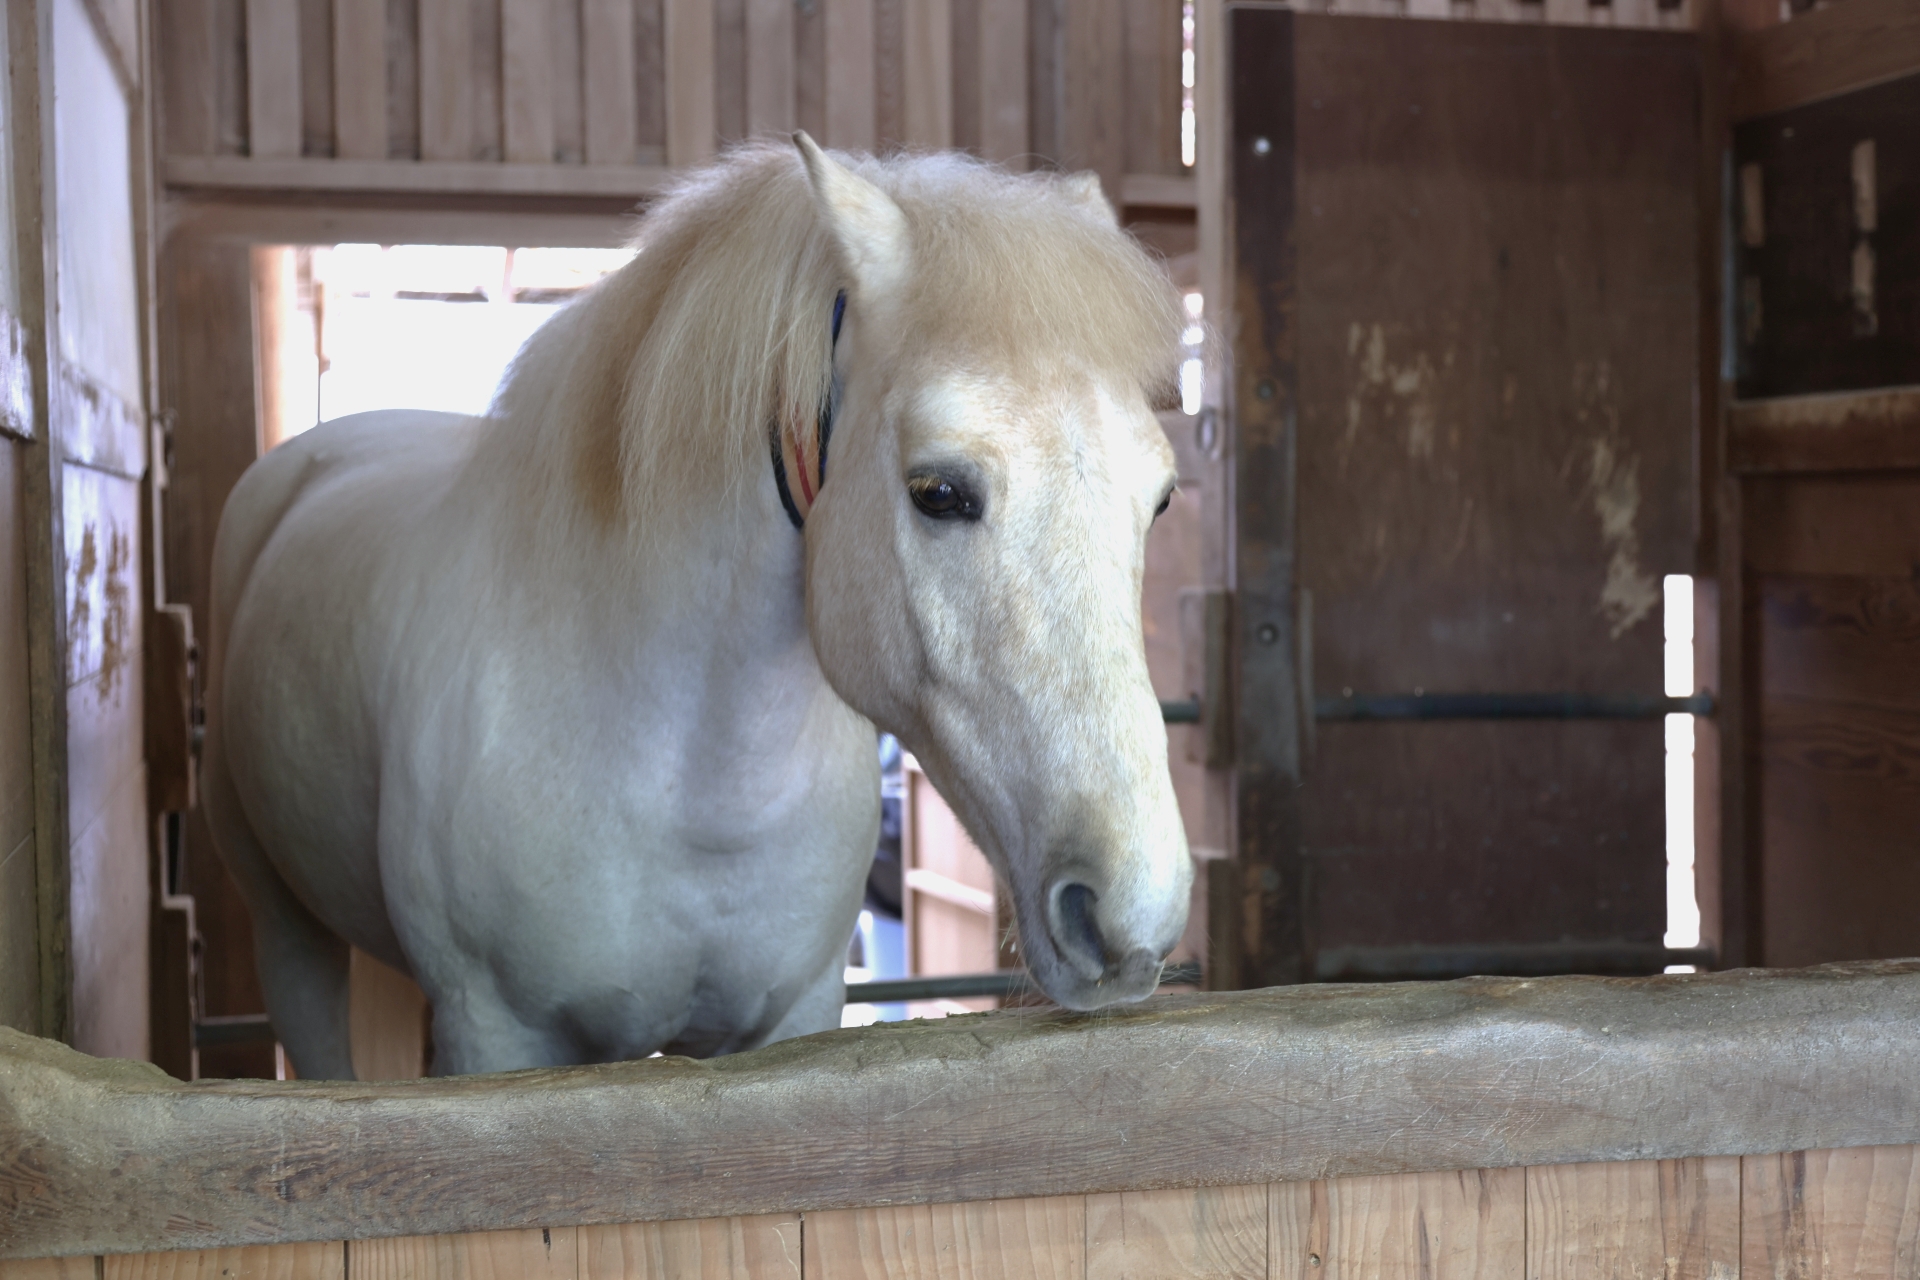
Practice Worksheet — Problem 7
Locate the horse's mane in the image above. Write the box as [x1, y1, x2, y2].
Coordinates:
[484, 141, 1184, 537]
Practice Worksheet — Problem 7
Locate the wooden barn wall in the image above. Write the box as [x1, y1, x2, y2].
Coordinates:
[151, 0, 1193, 200]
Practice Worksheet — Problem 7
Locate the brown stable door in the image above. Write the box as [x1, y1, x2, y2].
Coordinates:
[1211, 10, 1702, 987]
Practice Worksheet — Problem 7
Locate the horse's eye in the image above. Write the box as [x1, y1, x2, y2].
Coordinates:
[909, 473, 981, 521]
[1153, 489, 1174, 520]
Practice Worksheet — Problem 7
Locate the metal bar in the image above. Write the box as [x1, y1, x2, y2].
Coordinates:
[1313, 691, 1717, 722]
[1159, 698, 1201, 724]
[1314, 943, 1716, 982]
[194, 1013, 276, 1048]
[847, 962, 1204, 1005]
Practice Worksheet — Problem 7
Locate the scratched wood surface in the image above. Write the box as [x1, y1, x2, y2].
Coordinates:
[7, 964, 1920, 1258]
[11, 1148, 1918, 1277]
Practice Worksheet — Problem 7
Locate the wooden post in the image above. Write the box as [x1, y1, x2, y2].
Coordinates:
[1218, 7, 1305, 990]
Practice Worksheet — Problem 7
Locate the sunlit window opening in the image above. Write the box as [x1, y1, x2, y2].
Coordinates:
[1663, 574, 1701, 969]
[1180, 291, 1204, 415]
[1180, 2, 1197, 169]
[268, 243, 637, 444]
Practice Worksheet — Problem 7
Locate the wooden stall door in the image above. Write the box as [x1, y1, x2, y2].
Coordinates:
[1730, 54, 1920, 969]
[1216, 12, 1700, 987]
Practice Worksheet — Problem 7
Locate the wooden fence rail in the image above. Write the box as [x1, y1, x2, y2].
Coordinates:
[3, 960, 1918, 1262]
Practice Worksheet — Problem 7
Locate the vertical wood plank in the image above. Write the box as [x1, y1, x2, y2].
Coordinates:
[1745, 1146, 1920, 1280]
[822, 0, 876, 151]
[744, 0, 795, 136]
[663, 0, 717, 164]
[298, 0, 334, 155]
[101, 1242, 344, 1280]
[977, 0, 1027, 166]
[583, 0, 638, 163]
[245, 0, 303, 157]
[0, 1260, 97, 1280]
[1123, 0, 1182, 176]
[1060, 0, 1124, 199]
[900, 0, 951, 148]
[713, 0, 746, 143]
[332, 0, 387, 158]
[580, 1214, 800, 1279]
[1271, 1170, 1525, 1280]
[502, 0, 557, 162]
[352, 1228, 577, 1280]
[635, 0, 668, 157]
[418, 0, 473, 160]
[1086, 1185, 1267, 1279]
[808, 1198, 1080, 1280]
[160, 0, 221, 155]
[386, 0, 420, 159]
[1527, 1158, 1737, 1280]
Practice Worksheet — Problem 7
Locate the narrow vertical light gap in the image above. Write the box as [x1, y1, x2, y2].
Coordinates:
[1180, 291, 1204, 415]
[1180, 2, 1196, 169]
[1663, 574, 1700, 967]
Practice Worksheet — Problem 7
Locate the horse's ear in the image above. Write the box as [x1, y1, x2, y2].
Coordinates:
[794, 132, 910, 299]
[1061, 172, 1117, 225]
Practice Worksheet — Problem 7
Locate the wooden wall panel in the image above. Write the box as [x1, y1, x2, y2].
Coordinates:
[1526, 1158, 1739, 1280]
[0, 441, 36, 1034]
[1085, 1186, 1267, 1280]
[900, 0, 952, 149]
[583, 0, 638, 165]
[502, 0, 558, 163]
[246, 0, 303, 158]
[353, 1230, 573, 1280]
[744, 0, 795, 137]
[1745, 1146, 1920, 1280]
[1270, 1169, 1524, 1280]
[418, 0, 474, 160]
[822, 0, 876, 151]
[579, 1214, 800, 1279]
[809, 1199, 1075, 1280]
[101, 1243, 344, 1280]
[1060, 0, 1124, 198]
[332, 0, 386, 159]
[664, 0, 717, 164]
[976, 0, 1028, 167]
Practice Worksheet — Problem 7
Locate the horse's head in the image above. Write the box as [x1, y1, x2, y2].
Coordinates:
[794, 136, 1192, 1011]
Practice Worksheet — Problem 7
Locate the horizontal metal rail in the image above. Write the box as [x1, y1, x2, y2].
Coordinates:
[1161, 693, 1715, 725]
[1314, 943, 1716, 982]
[1315, 691, 1716, 721]
[846, 962, 1204, 1005]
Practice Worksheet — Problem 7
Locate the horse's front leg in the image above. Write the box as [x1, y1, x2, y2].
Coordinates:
[747, 956, 849, 1050]
[423, 977, 578, 1075]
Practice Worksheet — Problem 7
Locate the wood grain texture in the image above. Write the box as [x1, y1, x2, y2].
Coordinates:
[744, 0, 795, 136]
[583, 0, 638, 164]
[1744, 1146, 1920, 1279]
[1731, 0, 1920, 119]
[353, 1229, 573, 1280]
[246, 0, 304, 157]
[501, 0, 557, 163]
[418, 0, 474, 160]
[7, 964, 1920, 1258]
[899, 0, 951, 149]
[976, 0, 1027, 166]
[331, 0, 388, 159]
[579, 1214, 800, 1279]
[1730, 386, 1920, 474]
[1087, 1185, 1266, 1279]
[101, 1243, 343, 1279]
[810, 1198, 1079, 1280]
[1060, 0, 1125, 198]
[1526, 1158, 1739, 1280]
[1270, 1170, 1523, 1280]
[663, 0, 717, 163]
[822, 0, 875, 151]
[0, 1259, 93, 1280]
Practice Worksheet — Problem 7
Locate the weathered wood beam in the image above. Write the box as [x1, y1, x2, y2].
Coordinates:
[3, 962, 1919, 1260]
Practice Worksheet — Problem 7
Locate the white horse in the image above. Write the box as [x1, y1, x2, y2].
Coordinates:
[204, 136, 1192, 1078]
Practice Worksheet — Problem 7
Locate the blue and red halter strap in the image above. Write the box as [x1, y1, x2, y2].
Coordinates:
[771, 291, 847, 529]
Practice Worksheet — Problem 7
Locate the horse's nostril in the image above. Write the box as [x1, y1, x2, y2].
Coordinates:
[1049, 881, 1108, 979]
